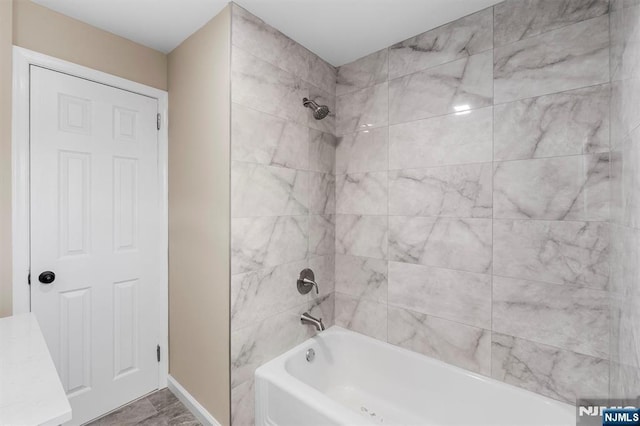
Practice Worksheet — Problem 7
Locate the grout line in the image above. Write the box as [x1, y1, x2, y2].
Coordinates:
[493, 12, 611, 50]
[386, 47, 391, 343]
[490, 7, 496, 378]
[333, 80, 612, 141]
[333, 213, 609, 223]
[607, 6, 613, 397]
[334, 251, 608, 292]
[386, 104, 494, 128]
[492, 81, 612, 107]
[388, 81, 611, 128]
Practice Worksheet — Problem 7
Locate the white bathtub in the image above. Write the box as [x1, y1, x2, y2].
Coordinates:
[255, 326, 575, 426]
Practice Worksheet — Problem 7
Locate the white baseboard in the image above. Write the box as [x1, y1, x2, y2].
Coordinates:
[167, 375, 221, 426]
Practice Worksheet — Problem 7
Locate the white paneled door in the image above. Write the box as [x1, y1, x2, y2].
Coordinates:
[30, 66, 162, 425]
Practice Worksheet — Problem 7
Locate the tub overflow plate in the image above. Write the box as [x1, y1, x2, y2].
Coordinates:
[306, 348, 315, 362]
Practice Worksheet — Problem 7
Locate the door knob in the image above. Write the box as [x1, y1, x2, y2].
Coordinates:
[38, 271, 56, 284]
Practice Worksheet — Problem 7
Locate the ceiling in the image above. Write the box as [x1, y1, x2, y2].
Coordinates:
[32, 0, 502, 66]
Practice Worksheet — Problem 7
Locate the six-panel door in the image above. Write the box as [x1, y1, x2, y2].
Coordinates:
[30, 66, 162, 425]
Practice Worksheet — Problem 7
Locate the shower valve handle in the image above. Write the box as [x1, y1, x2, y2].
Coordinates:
[297, 268, 319, 295]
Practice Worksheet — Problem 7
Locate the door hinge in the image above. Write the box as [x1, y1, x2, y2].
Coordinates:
[27, 271, 31, 286]
[157, 113, 161, 131]
[157, 344, 161, 362]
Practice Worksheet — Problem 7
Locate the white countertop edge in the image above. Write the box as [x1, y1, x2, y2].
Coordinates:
[40, 410, 73, 426]
[0, 313, 72, 426]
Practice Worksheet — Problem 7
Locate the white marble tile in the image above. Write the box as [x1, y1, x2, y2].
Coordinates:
[231, 260, 308, 331]
[613, 6, 640, 137]
[306, 53, 337, 96]
[231, 103, 309, 169]
[231, 316, 296, 391]
[336, 128, 388, 174]
[309, 172, 335, 215]
[336, 172, 388, 215]
[337, 48, 388, 96]
[232, 47, 307, 124]
[493, 219, 609, 290]
[493, 276, 609, 359]
[309, 214, 335, 256]
[609, 362, 640, 399]
[610, 150, 624, 226]
[610, 81, 625, 150]
[494, 16, 610, 104]
[389, 8, 493, 79]
[232, 5, 336, 95]
[335, 215, 388, 259]
[232, 162, 308, 217]
[620, 5, 640, 84]
[231, 216, 308, 274]
[231, 379, 254, 426]
[389, 107, 493, 170]
[610, 5, 624, 83]
[620, 76, 640, 141]
[494, 0, 610, 47]
[334, 292, 387, 341]
[231, 301, 318, 387]
[336, 82, 388, 136]
[388, 261, 491, 328]
[335, 254, 387, 303]
[613, 223, 640, 304]
[610, 0, 621, 11]
[388, 306, 491, 375]
[491, 333, 609, 403]
[308, 255, 336, 297]
[389, 163, 492, 218]
[618, 130, 640, 228]
[608, 221, 630, 286]
[307, 293, 335, 327]
[611, 0, 640, 11]
[493, 85, 610, 161]
[493, 154, 610, 221]
[621, 3, 640, 129]
[308, 129, 336, 174]
[388, 216, 492, 274]
[616, 4, 638, 83]
[232, 4, 308, 80]
[608, 225, 638, 298]
[609, 294, 640, 369]
[389, 51, 493, 124]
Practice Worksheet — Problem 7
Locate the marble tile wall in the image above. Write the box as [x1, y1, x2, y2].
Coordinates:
[229, 1, 620, 420]
[334, 0, 612, 404]
[229, 5, 337, 425]
[609, 0, 640, 400]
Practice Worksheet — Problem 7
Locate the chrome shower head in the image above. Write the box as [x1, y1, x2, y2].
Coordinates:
[303, 98, 330, 120]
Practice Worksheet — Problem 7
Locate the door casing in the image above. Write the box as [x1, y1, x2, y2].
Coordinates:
[11, 46, 169, 388]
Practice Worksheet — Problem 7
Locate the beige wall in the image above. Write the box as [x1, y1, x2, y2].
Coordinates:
[167, 6, 231, 424]
[0, 0, 13, 318]
[12, 0, 167, 90]
[2, 2, 232, 420]
[0, 1, 168, 318]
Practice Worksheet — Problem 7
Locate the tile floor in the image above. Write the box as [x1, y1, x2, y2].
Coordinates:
[87, 389, 201, 425]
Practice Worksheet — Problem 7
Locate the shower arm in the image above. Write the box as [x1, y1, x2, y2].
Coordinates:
[302, 97, 317, 108]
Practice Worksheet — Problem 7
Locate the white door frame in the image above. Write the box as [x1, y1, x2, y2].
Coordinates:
[11, 46, 169, 388]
